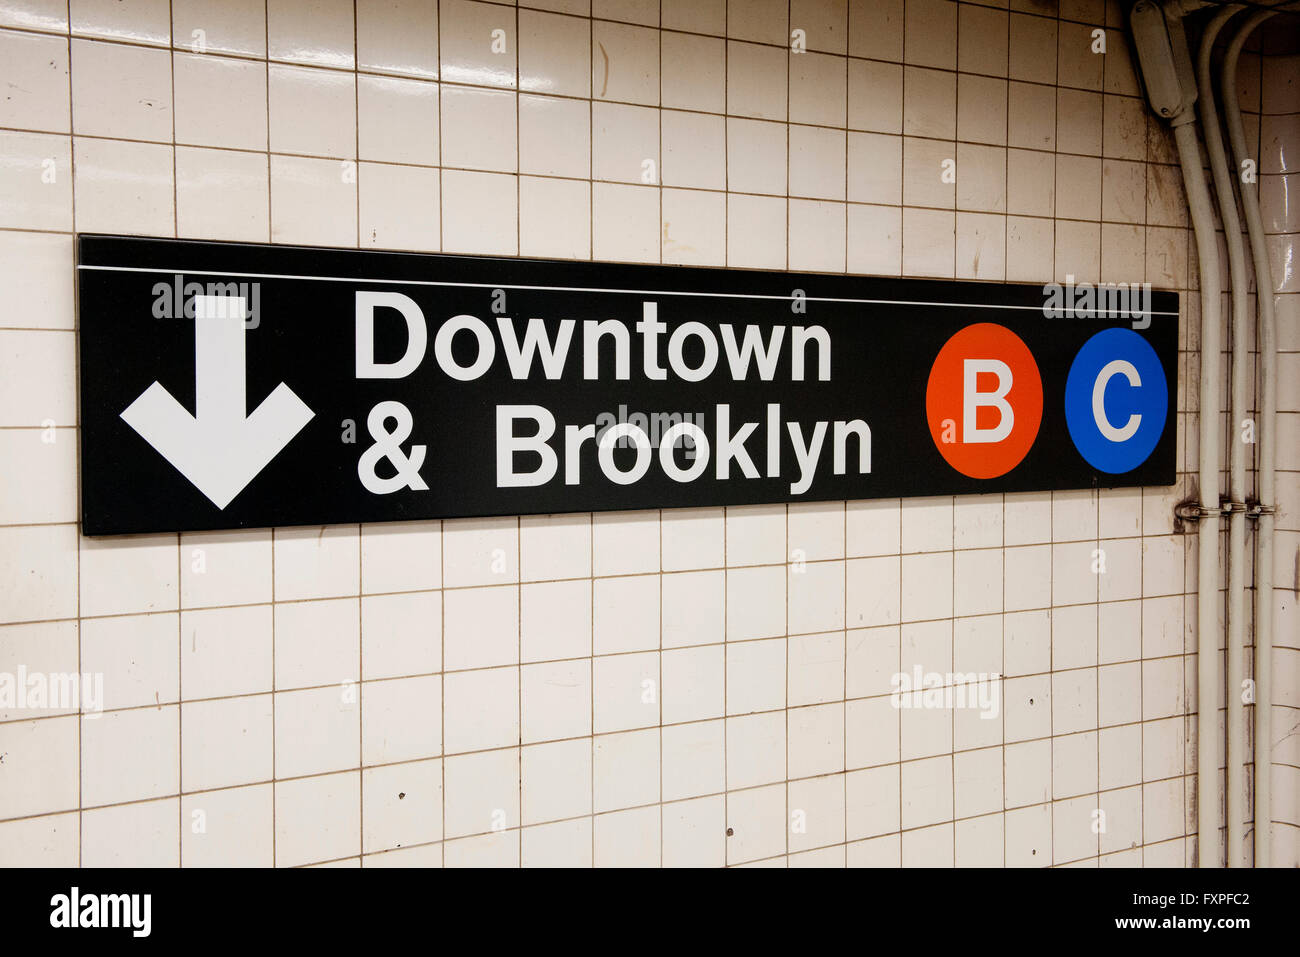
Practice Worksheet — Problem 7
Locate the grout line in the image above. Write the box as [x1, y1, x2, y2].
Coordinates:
[588, 513, 595, 865]
[60, 0, 83, 869]
[263, 0, 275, 870]
[951, 11, 959, 867]
[167, 0, 183, 865]
[353, 0, 363, 864]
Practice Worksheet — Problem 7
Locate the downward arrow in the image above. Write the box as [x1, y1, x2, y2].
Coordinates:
[121, 294, 314, 509]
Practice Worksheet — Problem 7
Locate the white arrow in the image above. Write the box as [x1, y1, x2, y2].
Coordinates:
[121, 294, 314, 509]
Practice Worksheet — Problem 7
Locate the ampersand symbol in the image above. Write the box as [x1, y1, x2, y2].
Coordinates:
[358, 400, 429, 494]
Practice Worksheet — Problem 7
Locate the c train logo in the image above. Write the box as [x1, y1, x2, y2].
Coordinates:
[1064, 328, 1168, 473]
[926, 323, 1167, 479]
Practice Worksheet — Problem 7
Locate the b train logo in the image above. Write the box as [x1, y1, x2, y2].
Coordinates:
[926, 323, 1168, 479]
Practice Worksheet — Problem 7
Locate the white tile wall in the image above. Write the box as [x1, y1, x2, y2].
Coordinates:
[0, 0, 1296, 868]
[1257, 31, 1300, 869]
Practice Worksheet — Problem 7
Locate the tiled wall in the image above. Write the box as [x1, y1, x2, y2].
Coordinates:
[0, 0, 1295, 867]
[1257, 34, 1300, 868]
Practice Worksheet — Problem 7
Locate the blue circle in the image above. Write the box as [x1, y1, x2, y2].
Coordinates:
[1065, 328, 1168, 474]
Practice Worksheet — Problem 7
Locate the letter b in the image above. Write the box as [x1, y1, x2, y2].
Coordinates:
[963, 359, 1014, 443]
[497, 405, 557, 488]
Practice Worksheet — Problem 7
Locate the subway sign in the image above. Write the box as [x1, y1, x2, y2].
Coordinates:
[76, 235, 1178, 536]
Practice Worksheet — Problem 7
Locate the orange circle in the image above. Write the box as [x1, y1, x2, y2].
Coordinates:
[925, 323, 1043, 479]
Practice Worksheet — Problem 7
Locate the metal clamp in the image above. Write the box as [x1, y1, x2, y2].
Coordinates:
[1176, 498, 1278, 532]
[1175, 502, 1221, 521]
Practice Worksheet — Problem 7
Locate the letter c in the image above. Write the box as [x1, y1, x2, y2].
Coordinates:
[1091, 359, 1141, 442]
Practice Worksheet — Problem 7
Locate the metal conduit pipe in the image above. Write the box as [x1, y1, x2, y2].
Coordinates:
[1221, 3, 1285, 869]
[1195, 2, 1249, 869]
[1130, 0, 1224, 866]
[1179, 116, 1227, 868]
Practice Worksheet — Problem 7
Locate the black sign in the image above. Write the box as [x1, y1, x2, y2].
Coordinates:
[77, 235, 1178, 536]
